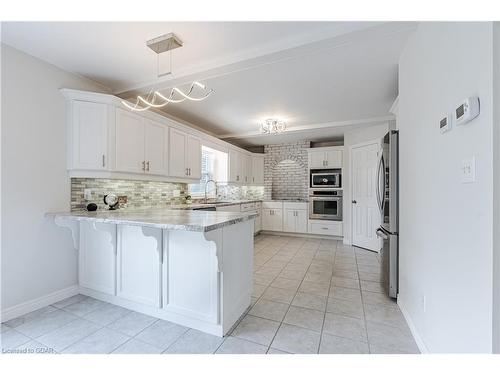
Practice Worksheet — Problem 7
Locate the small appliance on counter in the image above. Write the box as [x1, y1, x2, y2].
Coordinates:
[103, 194, 119, 210]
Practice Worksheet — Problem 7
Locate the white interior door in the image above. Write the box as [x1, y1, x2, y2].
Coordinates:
[351, 142, 382, 252]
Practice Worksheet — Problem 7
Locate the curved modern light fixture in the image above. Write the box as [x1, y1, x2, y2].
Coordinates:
[122, 33, 213, 112]
[261, 119, 287, 134]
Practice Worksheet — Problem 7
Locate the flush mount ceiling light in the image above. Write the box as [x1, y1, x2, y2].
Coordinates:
[261, 119, 287, 134]
[122, 33, 214, 112]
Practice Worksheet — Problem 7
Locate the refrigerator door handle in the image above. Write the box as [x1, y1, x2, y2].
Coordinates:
[380, 154, 387, 211]
[376, 151, 384, 213]
[376, 227, 388, 239]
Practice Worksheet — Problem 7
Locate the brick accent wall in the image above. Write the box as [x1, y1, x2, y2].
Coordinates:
[264, 141, 310, 200]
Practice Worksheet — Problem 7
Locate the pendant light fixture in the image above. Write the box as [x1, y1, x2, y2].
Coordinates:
[122, 33, 213, 112]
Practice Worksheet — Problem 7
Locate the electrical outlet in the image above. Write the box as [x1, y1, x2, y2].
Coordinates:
[84, 189, 92, 201]
[118, 196, 128, 204]
[461, 156, 476, 183]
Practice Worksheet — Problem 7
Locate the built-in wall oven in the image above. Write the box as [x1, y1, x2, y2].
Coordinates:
[310, 169, 341, 188]
[309, 190, 343, 221]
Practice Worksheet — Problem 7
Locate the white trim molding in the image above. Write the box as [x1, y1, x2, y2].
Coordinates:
[398, 298, 429, 354]
[1, 285, 79, 323]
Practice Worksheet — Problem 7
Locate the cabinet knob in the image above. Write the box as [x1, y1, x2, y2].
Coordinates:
[352, 200, 357, 204]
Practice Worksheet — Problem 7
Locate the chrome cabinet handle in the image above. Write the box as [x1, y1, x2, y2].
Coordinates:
[188, 168, 191, 176]
[146, 161, 150, 172]
[185, 168, 188, 176]
[352, 200, 357, 204]
[102, 155, 106, 167]
[142, 161, 146, 171]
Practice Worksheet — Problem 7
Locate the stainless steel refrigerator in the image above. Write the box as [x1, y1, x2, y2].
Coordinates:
[376, 130, 399, 299]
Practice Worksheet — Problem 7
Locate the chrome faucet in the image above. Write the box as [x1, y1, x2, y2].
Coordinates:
[204, 179, 218, 203]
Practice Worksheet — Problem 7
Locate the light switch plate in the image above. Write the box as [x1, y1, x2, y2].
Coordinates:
[461, 156, 476, 183]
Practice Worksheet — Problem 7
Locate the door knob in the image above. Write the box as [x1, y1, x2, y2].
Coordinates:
[352, 200, 357, 204]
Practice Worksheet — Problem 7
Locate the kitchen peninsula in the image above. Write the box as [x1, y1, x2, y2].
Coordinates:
[48, 208, 257, 336]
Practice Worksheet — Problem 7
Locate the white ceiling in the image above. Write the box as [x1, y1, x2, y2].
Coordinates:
[1, 21, 416, 146]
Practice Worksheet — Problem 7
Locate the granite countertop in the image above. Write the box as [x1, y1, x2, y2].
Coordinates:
[47, 208, 257, 232]
[169, 199, 263, 210]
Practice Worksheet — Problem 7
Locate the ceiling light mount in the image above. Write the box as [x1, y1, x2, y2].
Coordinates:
[122, 33, 213, 112]
[261, 119, 286, 135]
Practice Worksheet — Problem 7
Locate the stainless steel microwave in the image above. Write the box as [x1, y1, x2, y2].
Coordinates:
[311, 171, 341, 188]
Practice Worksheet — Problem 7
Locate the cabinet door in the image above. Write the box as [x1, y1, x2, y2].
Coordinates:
[325, 150, 343, 168]
[255, 210, 262, 233]
[71, 100, 108, 170]
[169, 128, 187, 177]
[186, 135, 201, 179]
[115, 108, 145, 173]
[283, 209, 297, 233]
[238, 153, 247, 184]
[244, 155, 252, 184]
[261, 209, 273, 231]
[144, 120, 168, 176]
[271, 209, 283, 231]
[117, 225, 161, 307]
[79, 221, 116, 295]
[251, 156, 264, 184]
[309, 151, 326, 168]
[228, 149, 240, 183]
[295, 210, 308, 233]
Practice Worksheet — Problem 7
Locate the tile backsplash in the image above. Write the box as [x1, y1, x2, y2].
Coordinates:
[71, 178, 187, 211]
[71, 178, 265, 211]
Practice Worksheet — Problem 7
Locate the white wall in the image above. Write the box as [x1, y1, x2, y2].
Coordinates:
[398, 23, 495, 352]
[1, 45, 110, 314]
[343, 123, 389, 244]
[493, 22, 500, 354]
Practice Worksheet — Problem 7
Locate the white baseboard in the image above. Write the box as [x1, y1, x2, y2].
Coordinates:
[259, 230, 343, 241]
[1, 285, 79, 322]
[398, 298, 429, 353]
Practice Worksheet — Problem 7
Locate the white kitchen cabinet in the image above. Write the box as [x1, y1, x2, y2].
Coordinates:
[117, 225, 161, 308]
[262, 202, 284, 232]
[308, 220, 343, 236]
[79, 221, 116, 296]
[115, 109, 145, 174]
[308, 147, 343, 169]
[243, 154, 252, 184]
[186, 135, 201, 179]
[283, 202, 308, 233]
[251, 155, 264, 185]
[69, 100, 109, 171]
[169, 128, 201, 179]
[228, 149, 240, 183]
[116, 109, 168, 176]
[144, 119, 168, 175]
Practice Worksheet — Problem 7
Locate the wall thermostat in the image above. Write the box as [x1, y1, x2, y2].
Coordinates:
[454, 96, 480, 126]
[439, 115, 452, 133]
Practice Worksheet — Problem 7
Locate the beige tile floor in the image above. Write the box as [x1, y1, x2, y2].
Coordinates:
[0, 234, 419, 354]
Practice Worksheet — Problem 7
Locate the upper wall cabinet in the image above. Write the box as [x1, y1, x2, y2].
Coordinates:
[308, 147, 343, 169]
[68, 100, 110, 171]
[169, 128, 201, 180]
[251, 155, 264, 185]
[228, 149, 241, 183]
[115, 108, 168, 176]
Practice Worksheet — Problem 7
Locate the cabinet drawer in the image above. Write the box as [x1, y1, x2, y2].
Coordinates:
[308, 221, 343, 236]
[241, 203, 256, 211]
[262, 201, 283, 209]
[283, 202, 308, 210]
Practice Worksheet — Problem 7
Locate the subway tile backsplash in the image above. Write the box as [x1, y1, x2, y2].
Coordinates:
[71, 178, 187, 211]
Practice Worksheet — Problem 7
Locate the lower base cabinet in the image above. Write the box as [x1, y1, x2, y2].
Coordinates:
[308, 220, 343, 236]
[117, 225, 161, 307]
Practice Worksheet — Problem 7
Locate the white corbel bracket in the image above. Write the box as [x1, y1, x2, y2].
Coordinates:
[54, 216, 79, 250]
[204, 229, 223, 273]
[92, 222, 117, 252]
[142, 226, 163, 261]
